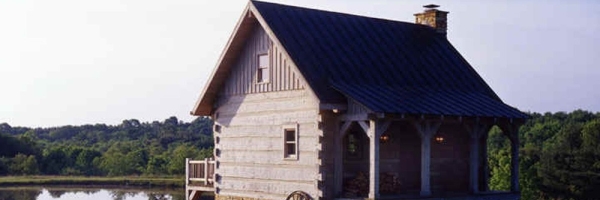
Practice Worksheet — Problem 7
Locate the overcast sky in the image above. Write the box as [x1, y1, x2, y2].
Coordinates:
[1, 0, 599, 127]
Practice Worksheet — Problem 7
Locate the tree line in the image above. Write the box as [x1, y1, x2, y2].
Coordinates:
[488, 110, 600, 200]
[1, 111, 600, 199]
[0, 116, 213, 176]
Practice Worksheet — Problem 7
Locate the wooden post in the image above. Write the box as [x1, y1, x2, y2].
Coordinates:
[420, 134, 432, 196]
[481, 133, 490, 192]
[368, 120, 379, 199]
[333, 136, 343, 197]
[208, 157, 213, 183]
[185, 158, 190, 185]
[368, 120, 390, 199]
[335, 121, 351, 197]
[185, 158, 189, 200]
[204, 158, 209, 184]
[469, 133, 480, 194]
[414, 121, 441, 197]
[465, 122, 491, 194]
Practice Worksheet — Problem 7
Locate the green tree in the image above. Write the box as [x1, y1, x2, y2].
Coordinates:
[167, 144, 201, 175]
[489, 148, 511, 191]
[10, 154, 39, 175]
[75, 149, 102, 175]
[41, 147, 68, 175]
[146, 155, 168, 175]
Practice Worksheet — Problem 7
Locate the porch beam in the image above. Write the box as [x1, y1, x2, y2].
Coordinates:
[340, 121, 353, 136]
[339, 113, 369, 121]
[358, 121, 370, 133]
[413, 120, 441, 196]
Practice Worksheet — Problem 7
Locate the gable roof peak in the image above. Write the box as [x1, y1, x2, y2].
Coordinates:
[192, 1, 528, 119]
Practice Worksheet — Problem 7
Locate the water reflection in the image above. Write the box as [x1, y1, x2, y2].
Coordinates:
[0, 186, 213, 200]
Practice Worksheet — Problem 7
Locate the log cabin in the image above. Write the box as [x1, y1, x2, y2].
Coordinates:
[189, 1, 528, 200]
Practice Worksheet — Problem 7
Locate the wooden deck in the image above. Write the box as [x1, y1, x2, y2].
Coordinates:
[185, 158, 215, 200]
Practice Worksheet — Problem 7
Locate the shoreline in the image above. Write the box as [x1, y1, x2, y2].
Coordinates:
[0, 176, 184, 188]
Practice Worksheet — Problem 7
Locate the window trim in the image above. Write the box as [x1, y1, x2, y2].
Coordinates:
[257, 53, 270, 84]
[282, 124, 299, 160]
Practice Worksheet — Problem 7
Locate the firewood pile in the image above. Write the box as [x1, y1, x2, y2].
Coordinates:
[343, 172, 368, 197]
[380, 172, 402, 194]
[343, 172, 401, 197]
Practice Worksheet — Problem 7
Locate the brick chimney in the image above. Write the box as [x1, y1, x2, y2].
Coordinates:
[414, 4, 449, 35]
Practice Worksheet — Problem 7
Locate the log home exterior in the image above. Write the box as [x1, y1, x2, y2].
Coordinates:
[190, 1, 528, 200]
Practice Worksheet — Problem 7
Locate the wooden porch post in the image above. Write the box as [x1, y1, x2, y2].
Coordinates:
[185, 158, 189, 200]
[481, 133, 490, 192]
[469, 133, 479, 194]
[466, 122, 488, 194]
[420, 134, 432, 196]
[335, 121, 352, 197]
[366, 119, 390, 199]
[501, 122, 520, 193]
[414, 121, 441, 197]
[368, 120, 380, 199]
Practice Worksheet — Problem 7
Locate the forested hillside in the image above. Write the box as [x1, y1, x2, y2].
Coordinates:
[488, 110, 600, 200]
[0, 116, 213, 176]
[1, 111, 599, 199]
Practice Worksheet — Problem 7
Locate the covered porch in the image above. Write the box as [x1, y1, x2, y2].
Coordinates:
[330, 114, 522, 199]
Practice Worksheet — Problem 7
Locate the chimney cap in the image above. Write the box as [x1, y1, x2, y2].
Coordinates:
[423, 4, 440, 9]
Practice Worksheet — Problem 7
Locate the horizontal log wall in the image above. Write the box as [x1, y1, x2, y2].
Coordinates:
[214, 88, 321, 199]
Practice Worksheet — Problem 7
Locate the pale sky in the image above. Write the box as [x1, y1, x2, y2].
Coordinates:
[1, 0, 599, 127]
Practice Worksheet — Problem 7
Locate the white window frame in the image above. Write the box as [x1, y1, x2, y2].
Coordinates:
[283, 124, 299, 160]
[257, 53, 269, 83]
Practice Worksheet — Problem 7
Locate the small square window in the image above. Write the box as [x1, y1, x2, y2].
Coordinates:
[283, 125, 298, 160]
[257, 54, 269, 83]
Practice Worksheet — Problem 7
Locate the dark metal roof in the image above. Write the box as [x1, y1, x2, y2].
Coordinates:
[333, 82, 528, 118]
[251, 1, 528, 119]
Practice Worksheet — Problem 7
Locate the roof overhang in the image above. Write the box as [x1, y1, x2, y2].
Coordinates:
[190, 3, 256, 116]
[190, 1, 320, 116]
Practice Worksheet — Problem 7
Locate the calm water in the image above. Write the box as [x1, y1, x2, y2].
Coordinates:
[0, 186, 214, 200]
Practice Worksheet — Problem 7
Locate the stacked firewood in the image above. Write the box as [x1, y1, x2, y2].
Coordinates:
[343, 172, 402, 197]
[343, 172, 369, 197]
[380, 172, 401, 194]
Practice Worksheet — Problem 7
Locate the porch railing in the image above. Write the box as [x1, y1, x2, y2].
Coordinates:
[185, 157, 215, 186]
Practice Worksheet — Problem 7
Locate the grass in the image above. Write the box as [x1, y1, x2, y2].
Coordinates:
[0, 175, 185, 188]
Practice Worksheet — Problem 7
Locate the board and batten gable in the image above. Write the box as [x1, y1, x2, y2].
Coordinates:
[218, 25, 305, 97]
[212, 23, 323, 199]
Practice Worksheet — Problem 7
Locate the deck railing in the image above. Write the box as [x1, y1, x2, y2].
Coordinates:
[185, 157, 215, 186]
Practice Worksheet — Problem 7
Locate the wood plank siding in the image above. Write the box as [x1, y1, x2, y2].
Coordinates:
[212, 24, 321, 199]
[348, 99, 371, 115]
[219, 25, 304, 97]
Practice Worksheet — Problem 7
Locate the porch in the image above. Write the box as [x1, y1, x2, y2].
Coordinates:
[185, 158, 215, 200]
[329, 113, 522, 199]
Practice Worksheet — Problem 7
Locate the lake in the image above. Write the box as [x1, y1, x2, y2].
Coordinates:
[0, 186, 214, 200]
